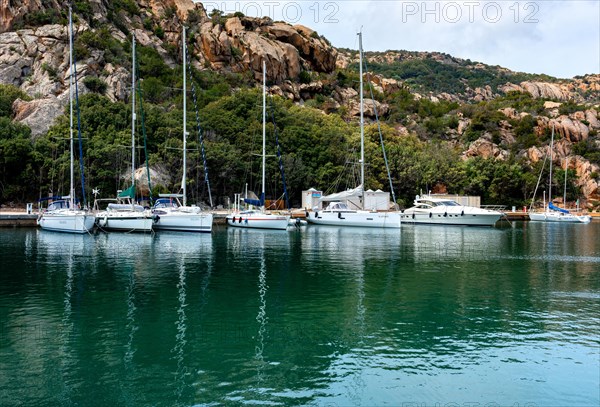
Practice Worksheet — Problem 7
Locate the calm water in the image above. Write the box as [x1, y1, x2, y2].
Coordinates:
[1, 222, 599, 406]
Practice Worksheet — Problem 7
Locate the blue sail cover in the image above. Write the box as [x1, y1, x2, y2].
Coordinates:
[244, 193, 264, 207]
[549, 202, 570, 214]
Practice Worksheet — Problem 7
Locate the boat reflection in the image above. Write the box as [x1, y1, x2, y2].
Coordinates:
[402, 224, 506, 263]
[35, 228, 96, 259]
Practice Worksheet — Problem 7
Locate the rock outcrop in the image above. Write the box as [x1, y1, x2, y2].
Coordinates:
[462, 138, 509, 161]
[12, 97, 65, 137]
[542, 116, 591, 143]
[134, 165, 171, 196]
[500, 75, 600, 103]
[195, 17, 336, 83]
[524, 141, 599, 208]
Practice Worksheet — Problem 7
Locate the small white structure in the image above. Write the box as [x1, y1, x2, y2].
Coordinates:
[302, 188, 323, 210]
[364, 189, 390, 211]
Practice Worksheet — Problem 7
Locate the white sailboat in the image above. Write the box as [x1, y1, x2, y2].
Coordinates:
[94, 34, 154, 232]
[153, 26, 213, 233]
[37, 6, 95, 234]
[306, 32, 401, 229]
[529, 125, 591, 223]
[226, 60, 291, 230]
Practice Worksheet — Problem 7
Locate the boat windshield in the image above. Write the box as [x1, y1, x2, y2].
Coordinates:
[154, 198, 180, 209]
[47, 200, 70, 211]
[438, 200, 460, 206]
[326, 202, 349, 211]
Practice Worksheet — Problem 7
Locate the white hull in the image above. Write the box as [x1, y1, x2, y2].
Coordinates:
[227, 213, 290, 230]
[96, 213, 154, 232]
[400, 212, 501, 226]
[529, 211, 591, 223]
[153, 211, 213, 233]
[307, 210, 401, 228]
[38, 211, 95, 233]
[402, 200, 502, 227]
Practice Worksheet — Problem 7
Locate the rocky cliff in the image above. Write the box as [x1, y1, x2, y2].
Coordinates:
[0, 0, 598, 207]
[0, 0, 339, 135]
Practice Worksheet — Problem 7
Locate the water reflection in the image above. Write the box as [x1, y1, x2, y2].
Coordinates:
[173, 256, 188, 400]
[255, 250, 267, 394]
[0, 224, 598, 406]
[402, 224, 506, 263]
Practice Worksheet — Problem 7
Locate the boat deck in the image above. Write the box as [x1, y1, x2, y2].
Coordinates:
[1, 210, 598, 227]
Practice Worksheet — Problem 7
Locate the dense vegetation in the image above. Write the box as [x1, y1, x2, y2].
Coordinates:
[355, 52, 558, 97]
[3, 78, 579, 210]
[1, 6, 597, 210]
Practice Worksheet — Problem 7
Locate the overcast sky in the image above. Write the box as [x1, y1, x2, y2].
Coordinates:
[199, 0, 600, 78]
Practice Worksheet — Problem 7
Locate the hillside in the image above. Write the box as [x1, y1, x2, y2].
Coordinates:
[0, 0, 598, 209]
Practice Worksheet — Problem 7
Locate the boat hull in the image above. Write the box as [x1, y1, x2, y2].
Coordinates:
[401, 207, 501, 227]
[38, 212, 95, 233]
[307, 211, 401, 228]
[529, 212, 591, 223]
[96, 214, 154, 232]
[153, 211, 213, 232]
[226, 214, 290, 230]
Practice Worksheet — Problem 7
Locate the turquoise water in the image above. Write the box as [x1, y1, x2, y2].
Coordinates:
[1, 223, 599, 406]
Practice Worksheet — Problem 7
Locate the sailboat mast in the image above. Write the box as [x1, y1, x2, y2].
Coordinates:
[358, 31, 364, 210]
[68, 6, 74, 209]
[262, 60, 266, 205]
[549, 124, 554, 207]
[131, 34, 136, 188]
[563, 156, 568, 209]
[182, 26, 187, 206]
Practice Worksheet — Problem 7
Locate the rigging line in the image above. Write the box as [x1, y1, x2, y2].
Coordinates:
[135, 48, 154, 205]
[185, 40, 213, 208]
[363, 56, 397, 205]
[269, 99, 289, 209]
[71, 12, 87, 208]
[242, 95, 261, 196]
[529, 145, 550, 209]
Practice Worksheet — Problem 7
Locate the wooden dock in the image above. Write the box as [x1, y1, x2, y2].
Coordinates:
[0, 211, 39, 227]
[503, 211, 530, 221]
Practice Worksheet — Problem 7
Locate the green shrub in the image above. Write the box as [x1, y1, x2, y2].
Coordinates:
[41, 62, 58, 80]
[298, 71, 311, 84]
[0, 85, 31, 117]
[558, 101, 587, 115]
[83, 77, 107, 94]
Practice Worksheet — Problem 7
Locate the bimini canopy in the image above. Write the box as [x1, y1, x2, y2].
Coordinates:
[319, 185, 363, 202]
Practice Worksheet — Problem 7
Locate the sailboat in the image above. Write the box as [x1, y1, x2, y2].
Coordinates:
[529, 125, 591, 223]
[94, 34, 154, 232]
[226, 60, 291, 230]
[306, 32, 401, 229]
[152, 27, 213, 233]
[37, 6, 95, 234]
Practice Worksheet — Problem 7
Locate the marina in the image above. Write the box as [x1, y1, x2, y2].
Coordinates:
[0, 209, 598, 228]
[0, 2, 598, 405]
[1, 222, 599, 405]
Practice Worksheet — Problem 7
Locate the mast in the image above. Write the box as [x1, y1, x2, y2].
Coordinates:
[563, 156, 568, 209]
[131, 34, 136, 188]
[548, 124, 554, 208]
[182, 26, 187, 206]
[261, 59, 266, 207]
[358, 31, 364, 210]
[68, 6, 74, 209]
